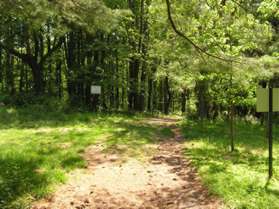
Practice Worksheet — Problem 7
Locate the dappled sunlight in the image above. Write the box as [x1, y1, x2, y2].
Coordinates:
[32, 118, 220, 209]
[0, 109, 179, 208]
[182, 119, 279, 209]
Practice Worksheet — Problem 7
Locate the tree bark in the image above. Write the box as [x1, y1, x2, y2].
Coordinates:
[181, 88, 187, 114]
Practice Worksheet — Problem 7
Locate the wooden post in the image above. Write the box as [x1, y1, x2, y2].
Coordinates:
[230, 103, 235, 152]
[230, 63, 235, 152]
[268, 85, 273, 179]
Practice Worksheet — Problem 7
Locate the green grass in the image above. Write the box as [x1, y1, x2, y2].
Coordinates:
[0, 106, 172, 209]
[181, 119, 279, 209]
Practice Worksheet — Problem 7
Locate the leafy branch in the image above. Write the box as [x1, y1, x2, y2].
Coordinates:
[165, 0, 236, 63]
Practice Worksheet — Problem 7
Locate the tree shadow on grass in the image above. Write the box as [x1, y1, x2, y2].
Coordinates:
[0, 144, 90, 209]
[0, 111, 175, 208]
[181, 119, 279, 208]
[100, 121, 174, 158]
[184, 146, 267, 174]
[182, 119, 269, 172]
[181, 119, 273, 150]
[0, 107, 141, 130]
[0, 155, 49, 209]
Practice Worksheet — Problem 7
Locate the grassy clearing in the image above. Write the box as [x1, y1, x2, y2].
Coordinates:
[181, 119, 279, 209]
[0, 106, 172, 209]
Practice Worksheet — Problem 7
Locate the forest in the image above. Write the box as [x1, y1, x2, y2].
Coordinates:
[0, 0, 278, 209]
[0, 0, 277, 114]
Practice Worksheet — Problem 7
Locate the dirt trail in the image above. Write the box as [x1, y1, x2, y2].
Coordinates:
[32, 118, 221, 209]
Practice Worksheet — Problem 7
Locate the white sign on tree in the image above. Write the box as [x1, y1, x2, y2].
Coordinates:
[90, 85, 101, 95]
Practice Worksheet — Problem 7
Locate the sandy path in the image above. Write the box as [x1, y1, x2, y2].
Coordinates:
[32, 118, 221, 209]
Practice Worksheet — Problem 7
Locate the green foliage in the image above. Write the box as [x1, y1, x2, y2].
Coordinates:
[0, 0, 116, 34]
[258, 0, 279, 19]
[0, 0, 278, 113]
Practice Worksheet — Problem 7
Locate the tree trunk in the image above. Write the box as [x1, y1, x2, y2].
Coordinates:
[181, 88, 187, 114]
[229, 73, 235, 152]
[29, 60, 44, 95]
[19, 63, 25, 93]
[0, 47, 3, 91]
[6, 53, 15, 95]
[196, 79, 208, 120]
[128, 58, 139, 110]
[56, 61, 62, 98]
[164, 76, 171, 115]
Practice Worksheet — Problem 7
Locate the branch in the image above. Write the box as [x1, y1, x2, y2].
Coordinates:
[0, 41, 33, 63]
[40, 37, 64, 65]
[165, 0, 234, 63]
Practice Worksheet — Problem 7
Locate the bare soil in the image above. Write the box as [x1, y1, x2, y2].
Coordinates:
[32, 118, 221, 209]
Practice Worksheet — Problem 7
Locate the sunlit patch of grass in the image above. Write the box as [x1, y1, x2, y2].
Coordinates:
[182, 119, 279, 209]
[101, 122, 174, 160]
[0, 106, 172, 209]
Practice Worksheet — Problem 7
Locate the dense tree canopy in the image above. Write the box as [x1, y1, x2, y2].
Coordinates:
[0, 0, 278, 116]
